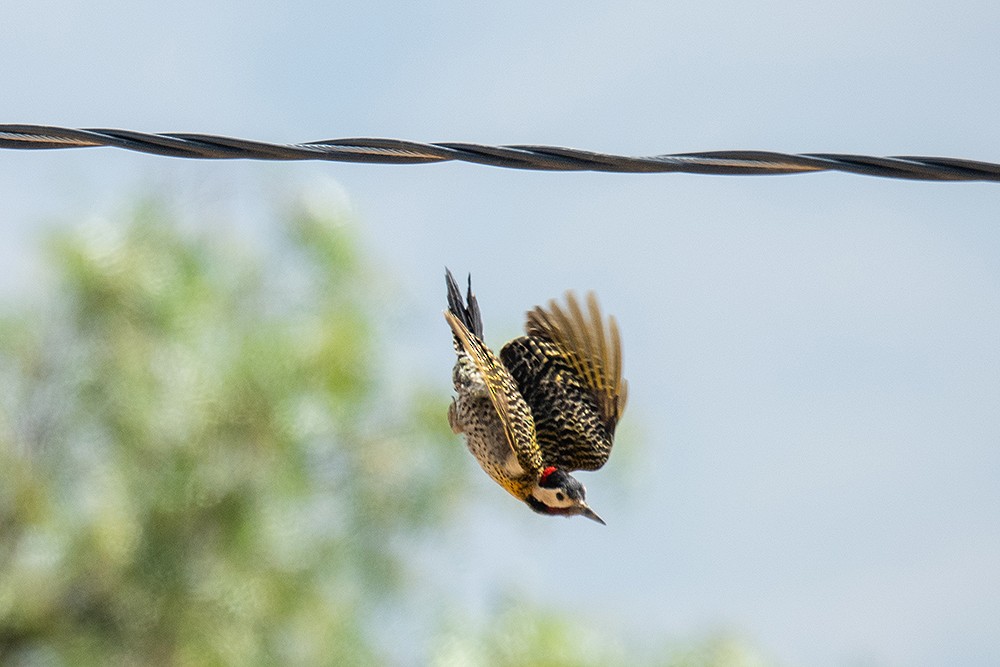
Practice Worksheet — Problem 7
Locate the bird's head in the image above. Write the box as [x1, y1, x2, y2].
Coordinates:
[525, 466, 605, 525]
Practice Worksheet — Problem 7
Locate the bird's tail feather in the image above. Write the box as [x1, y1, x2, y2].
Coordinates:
[445, 268, 484, 338]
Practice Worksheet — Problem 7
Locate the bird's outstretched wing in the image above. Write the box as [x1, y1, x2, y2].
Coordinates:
[500, 291, 627, 471]
[444, 310, 543, 478]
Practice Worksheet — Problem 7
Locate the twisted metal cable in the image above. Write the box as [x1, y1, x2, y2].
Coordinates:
[2, 124, 998, 182]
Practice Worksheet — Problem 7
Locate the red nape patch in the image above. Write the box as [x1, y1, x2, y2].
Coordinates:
[540, 466, 557, 483]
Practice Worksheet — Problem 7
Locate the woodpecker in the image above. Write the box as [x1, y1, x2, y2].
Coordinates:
[444, 269, 628, 524]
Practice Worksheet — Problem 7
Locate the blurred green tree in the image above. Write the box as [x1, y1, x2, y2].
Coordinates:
[0, 202, 465, 665]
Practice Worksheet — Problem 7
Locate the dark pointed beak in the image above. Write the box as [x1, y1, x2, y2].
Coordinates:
[579, 504, 606, 525]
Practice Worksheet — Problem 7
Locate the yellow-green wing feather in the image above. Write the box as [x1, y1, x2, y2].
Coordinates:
[444, 310, 543, 477]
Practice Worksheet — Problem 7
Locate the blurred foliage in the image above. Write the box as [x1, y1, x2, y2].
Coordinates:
[0, 199, 772, 667]
[0, 202, 465, 665]
[432, 602, 773, 667]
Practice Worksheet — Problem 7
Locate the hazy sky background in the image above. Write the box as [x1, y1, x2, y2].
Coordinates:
[3, 3, 999, 666]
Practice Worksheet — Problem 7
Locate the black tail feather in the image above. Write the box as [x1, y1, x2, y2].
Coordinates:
[445, 268, 484, 338]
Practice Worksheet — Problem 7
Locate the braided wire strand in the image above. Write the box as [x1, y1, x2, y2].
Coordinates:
[2, 124, 998, 182]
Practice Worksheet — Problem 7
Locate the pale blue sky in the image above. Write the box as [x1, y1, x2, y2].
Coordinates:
[3, 3, 999, 665]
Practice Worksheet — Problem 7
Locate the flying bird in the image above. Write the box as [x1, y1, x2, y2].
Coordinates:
[444, 269, 627, 524]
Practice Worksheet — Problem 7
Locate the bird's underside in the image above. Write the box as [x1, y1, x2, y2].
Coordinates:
[446, 342, 539, 500]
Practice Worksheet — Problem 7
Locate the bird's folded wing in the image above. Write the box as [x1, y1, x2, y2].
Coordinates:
[444, 310, 543, 476]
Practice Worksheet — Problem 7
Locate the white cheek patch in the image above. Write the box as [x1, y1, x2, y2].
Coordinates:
[532, 486, 575, 508]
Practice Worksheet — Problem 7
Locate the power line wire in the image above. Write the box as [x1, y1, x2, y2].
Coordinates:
[2, 124, 998, 182]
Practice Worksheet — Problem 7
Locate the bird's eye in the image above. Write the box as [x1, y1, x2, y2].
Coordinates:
[556, 492, 564, 501]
